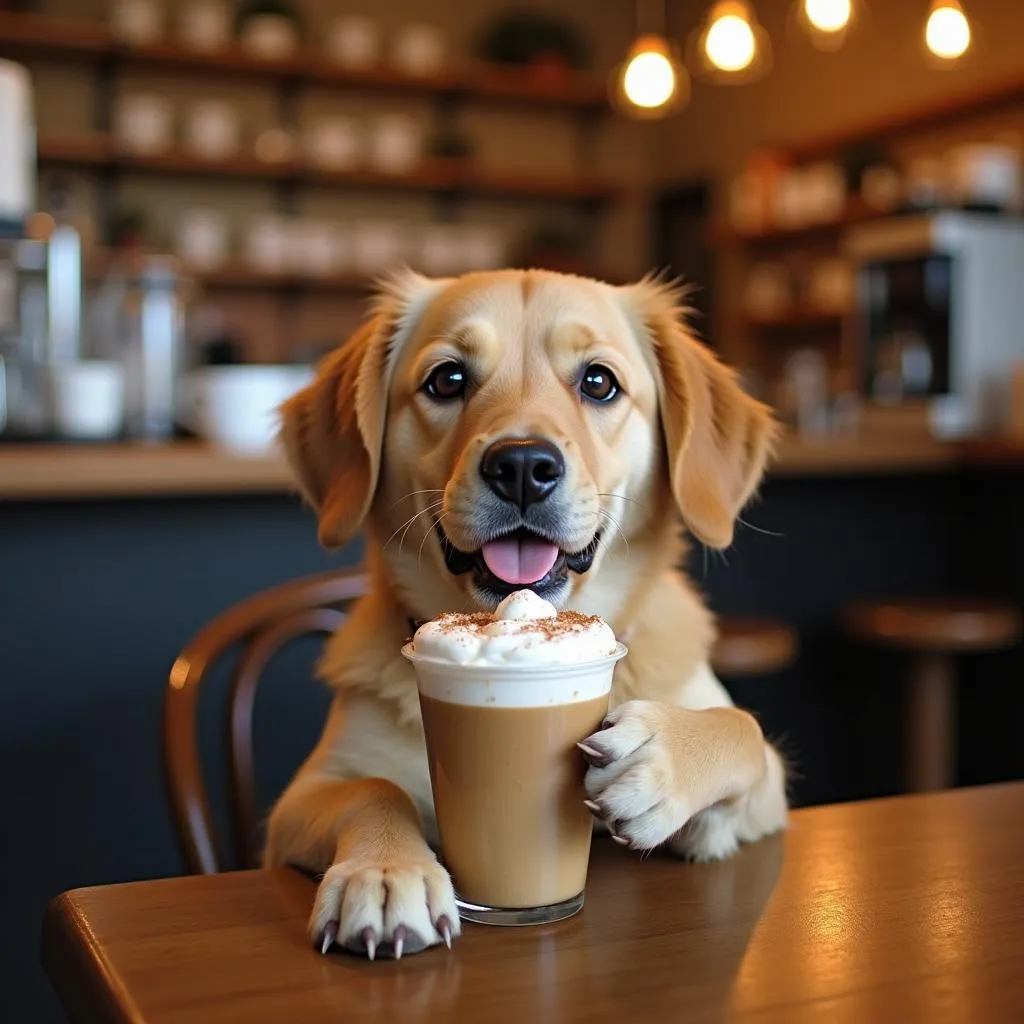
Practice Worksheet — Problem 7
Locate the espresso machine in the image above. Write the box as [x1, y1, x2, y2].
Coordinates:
[844, 211, 1024, 437]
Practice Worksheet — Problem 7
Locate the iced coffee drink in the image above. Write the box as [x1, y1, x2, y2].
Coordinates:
[403, 589, 626, 926]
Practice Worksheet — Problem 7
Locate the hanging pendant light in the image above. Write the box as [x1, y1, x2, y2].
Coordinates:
[925, 0, 972, 61]
[791, 0, 866, 52]
[610, 0, 689, 119]
[688, 1, 772, 84]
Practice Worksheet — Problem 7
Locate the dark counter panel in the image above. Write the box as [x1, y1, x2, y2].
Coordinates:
[2, 473, 1022, 1021]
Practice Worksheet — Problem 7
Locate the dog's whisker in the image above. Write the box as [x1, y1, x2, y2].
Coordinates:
[384, 500, 445, 553]
[596, 509, 629, 555]
[597, 492, 645, 511]
[419, 511, 450, 570]
[387, 488, 444, 512]
[737, 516, 784, 539]
[399, 501, 445, 554]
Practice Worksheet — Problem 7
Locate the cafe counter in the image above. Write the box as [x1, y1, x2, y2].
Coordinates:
[2, 428, 1023, 1024]
[3, 433, 1024, 500]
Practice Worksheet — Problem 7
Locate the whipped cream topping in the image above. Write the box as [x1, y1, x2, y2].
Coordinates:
[409, 589, 618, 667]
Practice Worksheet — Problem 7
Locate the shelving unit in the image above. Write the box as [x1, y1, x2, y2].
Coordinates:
[36, 135, 622, 203]
[2, 10, 622, 323]
[0, 11, 609, 110]
[709, 73, 1024, 388]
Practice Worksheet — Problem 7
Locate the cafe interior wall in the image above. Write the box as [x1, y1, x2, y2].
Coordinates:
[28, 0, 654, 362]
[653, 0, 1024, 371]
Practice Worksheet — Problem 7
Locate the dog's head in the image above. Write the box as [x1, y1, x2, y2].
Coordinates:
[280, 269, 776, 612]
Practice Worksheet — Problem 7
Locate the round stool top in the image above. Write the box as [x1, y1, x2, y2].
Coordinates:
[711, 618, 798, 678]
[845, 599, 1022, 653]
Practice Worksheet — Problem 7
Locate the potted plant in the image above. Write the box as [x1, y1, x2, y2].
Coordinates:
[110, 207, 149, 250]
[475, 10, 588, 83]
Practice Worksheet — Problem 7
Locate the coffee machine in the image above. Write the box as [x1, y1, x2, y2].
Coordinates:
[844, 211, 1024, 437]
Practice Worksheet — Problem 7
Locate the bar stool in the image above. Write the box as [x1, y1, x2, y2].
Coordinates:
[711, 618, 798, 679]
[844, 599, 1021, 793]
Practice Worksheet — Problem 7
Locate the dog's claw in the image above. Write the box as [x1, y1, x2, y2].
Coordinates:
[362, 927, 378, 961]
[320, 921, 338, 955]
[584, 799, 603, 816]
[393, 925, 406, 960]
[436, 915, 453, 950]
[611, 833, 630, 847]
[577, 741, 611, 767]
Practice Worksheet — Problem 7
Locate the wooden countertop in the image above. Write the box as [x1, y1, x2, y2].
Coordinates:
[41, 784, 1024, 1024]
[1, 434, 1022, 501]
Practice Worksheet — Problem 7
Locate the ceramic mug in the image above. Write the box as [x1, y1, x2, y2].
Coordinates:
[111, 0, 163, 46]
[305, 118, 362, 170]
[184, 100, 240, 160]
[49, 361, 125, 440]
[179, 0, 230, 51]
[369, 114, 420, 174]
[115, 94, 173, 155]
[177, 365, 313, 453]
[391, 23, 445, 76]
[327, 15, 380, 68]
[177, 208, 229, 271]
[239, 15, 298, 59]
[245, 215, 291, 273]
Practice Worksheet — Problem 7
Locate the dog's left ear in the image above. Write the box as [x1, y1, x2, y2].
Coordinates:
[618, 278, 779, 549]
[279, 270, 445, 548]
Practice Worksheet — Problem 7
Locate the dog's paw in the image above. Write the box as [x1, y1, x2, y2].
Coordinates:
[580, 700, 697, 851]
[669, 805, 741, 862]
[310, 856, 460, 960]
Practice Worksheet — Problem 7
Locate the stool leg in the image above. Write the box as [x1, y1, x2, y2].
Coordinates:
[906, 652, 956, 793]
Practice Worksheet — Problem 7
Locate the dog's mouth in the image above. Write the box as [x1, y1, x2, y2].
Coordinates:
[437, 525, 601, 598]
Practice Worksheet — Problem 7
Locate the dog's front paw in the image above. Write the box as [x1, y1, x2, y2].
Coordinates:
[579, 700, 692, 851]
[311, 855, 460, 960]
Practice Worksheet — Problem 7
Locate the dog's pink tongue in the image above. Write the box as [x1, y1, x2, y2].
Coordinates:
[481, 536, 559, 585]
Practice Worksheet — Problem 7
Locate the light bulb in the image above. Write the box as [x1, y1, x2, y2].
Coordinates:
[610, 33, 688, 119]
[623, 49, 676, 108]
[926, 3, 971, 59]
[705, 12, 756, 72]
[804, 0, 851, 33]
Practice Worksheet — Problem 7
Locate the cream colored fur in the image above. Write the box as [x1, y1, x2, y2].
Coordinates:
[264, 269, 788, 960]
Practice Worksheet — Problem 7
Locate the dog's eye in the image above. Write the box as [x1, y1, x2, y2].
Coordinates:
[423, 361, 467, 401]
[580, 364, 620, 403]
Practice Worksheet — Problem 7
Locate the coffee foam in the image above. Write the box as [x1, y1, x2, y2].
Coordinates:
[407, 647, 623, 707]
[405, 589, 624, 707]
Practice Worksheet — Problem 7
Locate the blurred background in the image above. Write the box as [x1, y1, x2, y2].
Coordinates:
[2, 0, 1024, 1020]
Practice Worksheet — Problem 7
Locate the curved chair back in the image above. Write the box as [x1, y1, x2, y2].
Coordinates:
[163, 569, 367, 874]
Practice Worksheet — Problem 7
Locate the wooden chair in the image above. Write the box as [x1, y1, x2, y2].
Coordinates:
[711, 618, 798, 679]
[844, 598, 1022, 793]
[163, 568, 368, 875]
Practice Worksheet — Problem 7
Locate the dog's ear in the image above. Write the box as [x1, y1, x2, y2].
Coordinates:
[619, 277, 779, 549]
[279, 270, 443, 548]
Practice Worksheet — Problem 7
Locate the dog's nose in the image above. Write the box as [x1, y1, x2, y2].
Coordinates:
[480, 438, 565, 510]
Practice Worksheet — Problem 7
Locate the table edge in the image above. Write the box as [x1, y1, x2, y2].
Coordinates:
[42, 890, 146, 1024]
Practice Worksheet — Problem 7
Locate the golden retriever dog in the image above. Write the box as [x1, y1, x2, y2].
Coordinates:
[264, 268, 788, 960]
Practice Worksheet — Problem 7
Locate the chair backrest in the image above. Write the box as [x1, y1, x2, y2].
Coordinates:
[163, 568, 368, 874]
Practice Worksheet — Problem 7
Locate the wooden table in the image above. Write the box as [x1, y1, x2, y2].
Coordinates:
[43, 784, 1024, 1023]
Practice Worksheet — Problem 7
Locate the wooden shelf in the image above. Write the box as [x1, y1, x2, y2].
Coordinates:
[743, 309, 846, 332]
[37, 135, 621, 203]
[0, 11, 609, 112]
[10, 434, 1024, 500]
[85, 255, 620, 294]
[197, 267, 371, 292]
[711, 197, 882, 246]
[783, 75, 1024, 164]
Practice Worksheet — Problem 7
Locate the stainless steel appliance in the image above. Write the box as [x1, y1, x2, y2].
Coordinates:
[844, 211, 1024, 436]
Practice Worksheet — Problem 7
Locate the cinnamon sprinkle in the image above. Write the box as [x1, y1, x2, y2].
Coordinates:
[432, 609, 604, 638]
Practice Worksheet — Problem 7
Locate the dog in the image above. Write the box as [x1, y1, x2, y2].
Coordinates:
[264, 268, 788, 960]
